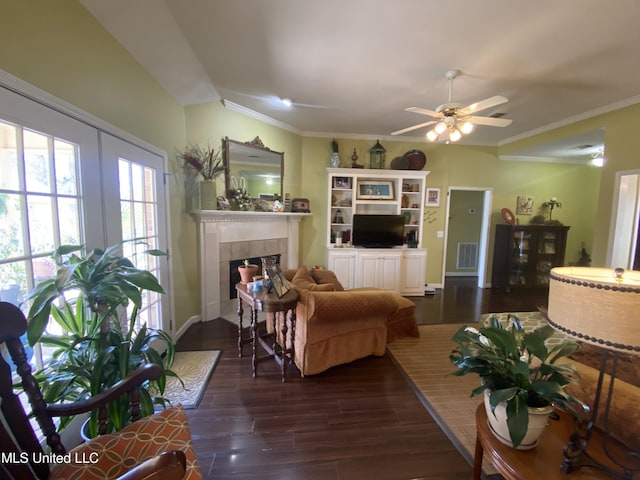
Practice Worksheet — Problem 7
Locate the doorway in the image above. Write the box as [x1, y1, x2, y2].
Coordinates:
[607, 170, 640, 269]
[442, 187, 493, 288]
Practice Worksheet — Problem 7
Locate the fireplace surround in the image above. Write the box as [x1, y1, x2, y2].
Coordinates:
[192, 210, 309, 320]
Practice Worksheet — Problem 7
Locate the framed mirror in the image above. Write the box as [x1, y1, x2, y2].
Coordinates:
[224, 136, 284, 201]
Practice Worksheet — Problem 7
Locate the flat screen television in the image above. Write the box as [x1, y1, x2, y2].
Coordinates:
[352, 214, 404, 248]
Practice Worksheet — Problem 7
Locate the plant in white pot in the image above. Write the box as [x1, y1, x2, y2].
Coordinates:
[449, 314, 587, 449]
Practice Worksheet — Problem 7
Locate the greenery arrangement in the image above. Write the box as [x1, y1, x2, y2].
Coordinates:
[449, 314, 586, 448]
[25, 242, 178, 437]
[178, 143, 224, 180]
[229, 187, 252, 210]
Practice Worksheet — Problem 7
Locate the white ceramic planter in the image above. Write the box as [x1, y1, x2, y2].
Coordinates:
[483, 389, 553, 450]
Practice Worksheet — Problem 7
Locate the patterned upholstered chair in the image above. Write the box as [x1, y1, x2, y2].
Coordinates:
[0, 301, 202, 480]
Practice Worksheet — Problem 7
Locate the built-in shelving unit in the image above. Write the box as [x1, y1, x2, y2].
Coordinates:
[326, 168, 430, 295]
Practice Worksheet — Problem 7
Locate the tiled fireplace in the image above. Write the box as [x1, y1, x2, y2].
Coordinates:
[192, 211, 308, 320]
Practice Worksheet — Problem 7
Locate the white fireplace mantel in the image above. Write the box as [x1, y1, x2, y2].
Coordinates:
[191, 210, 311, 321]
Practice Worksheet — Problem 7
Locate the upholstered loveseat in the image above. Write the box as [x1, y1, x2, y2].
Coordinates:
[272, 266, 418, 376]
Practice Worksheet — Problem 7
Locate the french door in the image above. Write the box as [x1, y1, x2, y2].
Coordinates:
[0, 81, 171, 367]
[100, 133, 170, 330]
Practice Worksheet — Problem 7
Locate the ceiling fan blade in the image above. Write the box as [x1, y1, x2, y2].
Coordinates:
[391, 120, 436, 136]
[465, 115, 513, 127]
[459, 96, 509, 115]
[405, 107, 441, 118]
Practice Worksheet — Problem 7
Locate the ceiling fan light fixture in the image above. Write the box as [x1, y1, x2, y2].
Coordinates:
[449, 128, 462, 142]
[434, 122, 447, 134]
[459, 121, 474, 134]
[426, 129, 439, 142]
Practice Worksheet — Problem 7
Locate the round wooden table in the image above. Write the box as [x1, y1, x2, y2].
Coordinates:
[474, 404, 626, 480]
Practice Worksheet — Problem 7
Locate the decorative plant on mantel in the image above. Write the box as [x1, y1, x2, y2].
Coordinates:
[449, 314, 586, 448]
[25, 242, 179, 437]
[178, 143, 224, 181]
[178, 143, 225, 209]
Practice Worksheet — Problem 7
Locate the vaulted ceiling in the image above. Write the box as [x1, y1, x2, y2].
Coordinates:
[81, 0, 640, 160]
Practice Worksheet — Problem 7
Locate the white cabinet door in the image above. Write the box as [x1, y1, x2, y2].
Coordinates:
[401, 250, 427, 295]
[327, 249, 356, 289]
[355, 250, 402, 291]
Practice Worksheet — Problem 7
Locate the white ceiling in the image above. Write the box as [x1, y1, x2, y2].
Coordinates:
[80, 0, 640, 160]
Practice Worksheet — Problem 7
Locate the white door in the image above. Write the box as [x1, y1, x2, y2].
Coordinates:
[608, 170, 640, 269]
[100, 133, 171, 331]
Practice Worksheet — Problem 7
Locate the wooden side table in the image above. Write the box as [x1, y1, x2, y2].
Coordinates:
[236, 283, 299, 382]
[474, 403, 626, 480]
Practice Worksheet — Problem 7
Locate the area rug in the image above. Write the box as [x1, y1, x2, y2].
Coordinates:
[163, 350, 221, 409]
[386, 312, 569, 475]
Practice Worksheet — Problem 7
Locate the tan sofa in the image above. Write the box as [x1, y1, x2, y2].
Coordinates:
[270, 266, 418, 376]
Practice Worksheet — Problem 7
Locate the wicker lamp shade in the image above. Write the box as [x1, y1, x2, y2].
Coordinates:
[547, 266, 640, 356]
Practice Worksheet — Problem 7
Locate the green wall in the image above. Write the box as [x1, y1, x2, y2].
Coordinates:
[2, 0, 636, 332]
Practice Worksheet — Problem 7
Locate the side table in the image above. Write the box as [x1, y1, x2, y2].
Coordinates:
[474, 403, 625, 480]
[236, 282, 299, 382]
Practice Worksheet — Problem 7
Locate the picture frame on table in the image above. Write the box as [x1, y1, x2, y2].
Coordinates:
[266, 263, 291, 298]
[425, 187, 441, 207]
[356, 180, 394, 200]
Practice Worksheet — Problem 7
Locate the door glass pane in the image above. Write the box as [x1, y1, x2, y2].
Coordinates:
[0, 193, 25, 258]
[58, 197, 81, 245]
[27, 195, 55, 254]
[24, 130, 51, 194]
[0, 121, 19, 190]
[54, 139, 77, 195]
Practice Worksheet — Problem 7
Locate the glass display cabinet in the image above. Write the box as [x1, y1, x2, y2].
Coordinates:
[491, 224, 570, 291]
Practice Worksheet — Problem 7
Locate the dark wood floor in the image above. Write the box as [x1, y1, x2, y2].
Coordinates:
[176, 278, 548, 479]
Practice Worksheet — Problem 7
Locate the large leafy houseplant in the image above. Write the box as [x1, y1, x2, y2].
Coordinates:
[449, 314, 586, 448]
[25, 243, 178, 437]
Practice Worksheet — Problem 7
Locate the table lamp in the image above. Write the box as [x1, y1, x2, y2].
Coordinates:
[547, 266, 640, 479]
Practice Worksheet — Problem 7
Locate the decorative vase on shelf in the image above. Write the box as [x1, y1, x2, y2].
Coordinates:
[330, 152, 341, 168]
[483, 389, 553, 450]
[200, 180, 217, 210]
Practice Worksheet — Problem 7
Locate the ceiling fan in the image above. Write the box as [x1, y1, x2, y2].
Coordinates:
[391, 70, 513, 142]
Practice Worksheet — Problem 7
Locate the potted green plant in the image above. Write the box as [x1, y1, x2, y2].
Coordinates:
[449, 314, 586, 449]
[238, 259, 259, 284]
[25, 242, 179, 437]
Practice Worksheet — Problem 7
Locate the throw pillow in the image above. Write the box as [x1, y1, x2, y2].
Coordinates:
[291, 266, 335, 291]
[310, 268, 345, 291]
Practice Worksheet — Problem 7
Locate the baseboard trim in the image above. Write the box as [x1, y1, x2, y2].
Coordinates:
[174, 315, 201, 342]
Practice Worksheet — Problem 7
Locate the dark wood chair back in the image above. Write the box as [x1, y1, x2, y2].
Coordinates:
[0, 301, 60, 479]
[0, 301, 187, 480]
